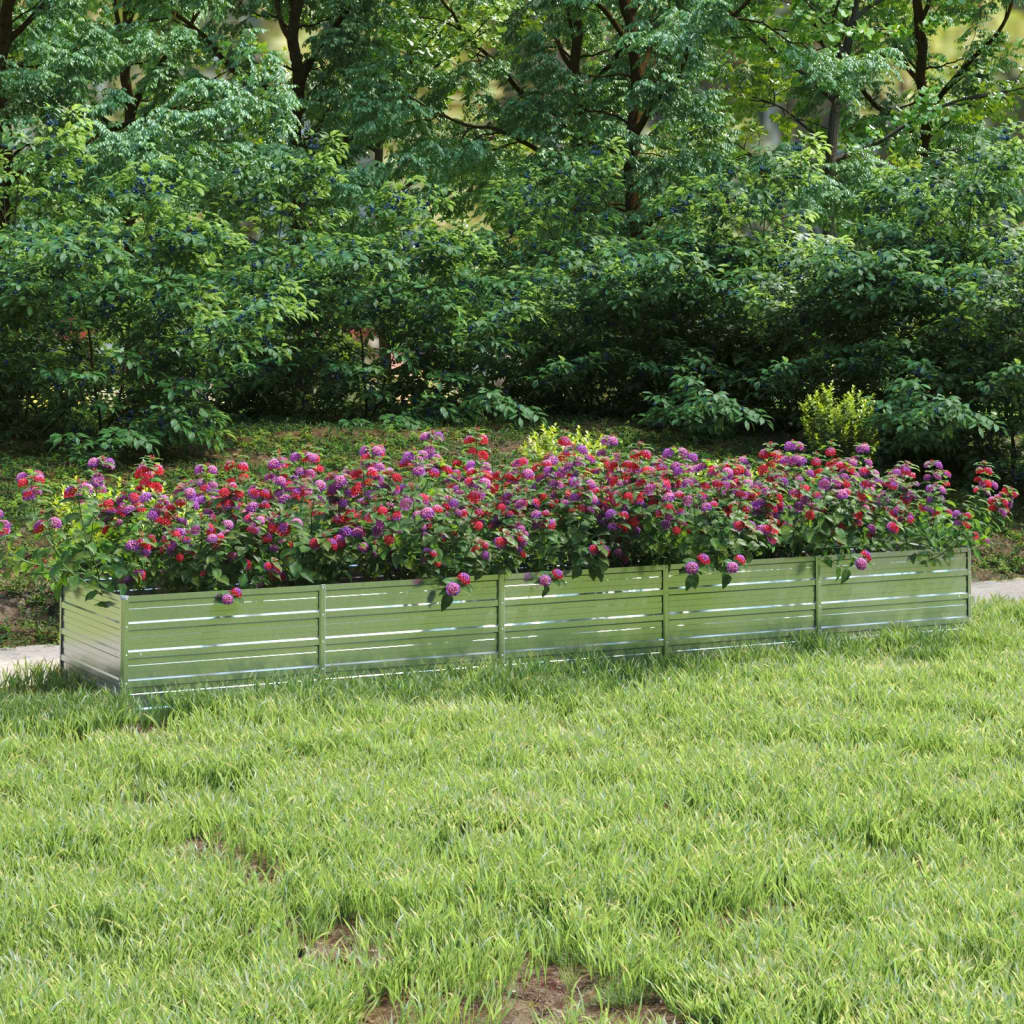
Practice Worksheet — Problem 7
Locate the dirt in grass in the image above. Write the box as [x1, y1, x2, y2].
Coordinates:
[299, 920, 382, 963]
[503, 966, 677, 1024]
[365, 998, 397, 1024]
[503, 966, 593, 1024]
[351, 965, 677, 1024]
[184, 836, 276, 882]
[973, 529, 1024, 580]
[0, 586, 58, 647]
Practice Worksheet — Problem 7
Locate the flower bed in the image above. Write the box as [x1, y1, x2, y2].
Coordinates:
[1, 433, 1013, 698]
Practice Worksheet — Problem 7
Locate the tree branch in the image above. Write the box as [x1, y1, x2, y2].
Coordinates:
[436, 108, 538, 150]
[937, 2, 1014, 100]
[595, 3, 623, 36]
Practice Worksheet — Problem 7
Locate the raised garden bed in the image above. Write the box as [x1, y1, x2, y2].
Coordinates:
[62, 548, 971, 704]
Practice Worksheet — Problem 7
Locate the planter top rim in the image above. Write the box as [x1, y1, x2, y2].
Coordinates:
[63, 547, 967, 603]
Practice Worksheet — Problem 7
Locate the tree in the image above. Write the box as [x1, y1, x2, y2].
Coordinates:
[726, 0, 1024, 161]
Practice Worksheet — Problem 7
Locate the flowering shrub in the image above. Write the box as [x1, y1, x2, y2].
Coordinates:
[0, 435, 1016, 606]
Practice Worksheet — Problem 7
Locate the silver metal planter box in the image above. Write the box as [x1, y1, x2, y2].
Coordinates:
[61, 549, 971, 704]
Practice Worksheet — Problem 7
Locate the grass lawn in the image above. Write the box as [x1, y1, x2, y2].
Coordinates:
[3, 600, 1024, 1022]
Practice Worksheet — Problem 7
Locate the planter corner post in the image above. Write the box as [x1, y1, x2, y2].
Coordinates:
[497, 573, 506, 659]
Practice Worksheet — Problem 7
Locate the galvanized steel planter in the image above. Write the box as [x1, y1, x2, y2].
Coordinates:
[61, 548, 971, 703]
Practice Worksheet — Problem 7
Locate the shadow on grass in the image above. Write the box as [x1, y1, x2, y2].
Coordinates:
[2, 600, 1017, 736]
[149, 604, 1004, 716]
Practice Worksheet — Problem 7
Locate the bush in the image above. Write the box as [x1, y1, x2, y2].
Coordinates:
[799, 382, 878, 453]
[518, 424, 604, 461]
[873, 378, 1000, 468]
[639, 372, 772, 437]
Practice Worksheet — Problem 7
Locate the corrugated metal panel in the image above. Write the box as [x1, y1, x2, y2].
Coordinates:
[60, 589, 123, 688]
[59, 549, 971, 701]
[121, 588, 321, 697]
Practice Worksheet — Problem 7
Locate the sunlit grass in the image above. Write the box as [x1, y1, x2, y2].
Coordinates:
[3, 601, 1024, 1021]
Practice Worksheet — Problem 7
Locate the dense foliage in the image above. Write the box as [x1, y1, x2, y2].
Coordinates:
[2, 1, 1024, 470]
[1, 435, 1016, 600]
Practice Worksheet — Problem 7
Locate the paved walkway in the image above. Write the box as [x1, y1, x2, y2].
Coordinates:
[3, 578, 1024, 678]
[0, 643, 61, 675]
[973, 577, 1024, 601]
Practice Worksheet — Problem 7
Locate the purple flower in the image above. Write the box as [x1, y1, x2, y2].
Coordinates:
[854, 557, 868, 570]
[783, 440, 805, 453]
[220, 593, 234, 605]
[48, 516, 63, 530]
[86, 457, 99, 469]
[725, 560, 738, 574]
[854, 443, 871, 455]
[538, 573, 552, 587]
[445, 581, 461, 597]
[684, 560, 699, 575]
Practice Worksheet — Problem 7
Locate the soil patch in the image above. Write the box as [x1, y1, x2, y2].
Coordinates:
[365, 998, 397, 1024]
[184, 836, 276, 881]
[299, 920, 377, 961]
[505, 966, 677, 1024]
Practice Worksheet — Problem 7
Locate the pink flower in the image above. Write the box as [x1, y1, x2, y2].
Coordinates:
[697, 552, 711, 566]
[538, 573, 552, 587]
[456, 571, 471, 586]
[854, 557, 868, 570]
[220, 593, 234, 604]
[445, 581, 461, 597]
[684, 560, 699, 575]
[735, 554, 746, 565]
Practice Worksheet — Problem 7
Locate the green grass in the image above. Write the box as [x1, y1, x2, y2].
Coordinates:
[3, 601, 1024, 1022]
